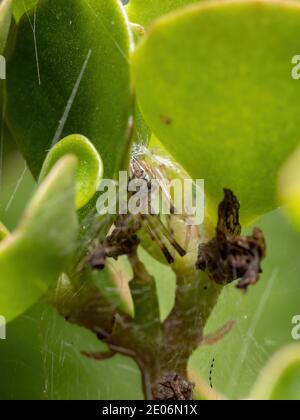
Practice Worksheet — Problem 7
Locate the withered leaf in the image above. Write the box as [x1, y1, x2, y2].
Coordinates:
[89, 215, 141, 270]
[196, 189, 266, 291]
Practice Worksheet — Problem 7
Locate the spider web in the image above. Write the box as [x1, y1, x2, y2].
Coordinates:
[1, 149, 299, 400]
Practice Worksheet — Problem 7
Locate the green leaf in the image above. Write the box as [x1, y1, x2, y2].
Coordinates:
[0, 221, 9, 241]
[278, 145, 300, 232]
[249, 344, 300, 400]
[0, 156, 78, 322]
[127, 0, 201, 28]
[12, 0, 37, 23]
[0, 0, 12, 53]
[40, 134, 103, 210]
[0, 302, 142, 399]
[6, 0, 133, 179]
[132, 0, 300, 224]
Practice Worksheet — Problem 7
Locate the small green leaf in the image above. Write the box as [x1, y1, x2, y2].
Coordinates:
[0, 0, 12, 53]
[40, 134, 103, 210]
[0, 156, 78, 322]
[127, 0, 201, 28]
[278, 145, 300, 232]
[249, 344, 300, 400]
[12, 0, 37, 23]
[7, 0, 133, 179]
[132, 1, 300, 224]
[0, 221, 9, 241]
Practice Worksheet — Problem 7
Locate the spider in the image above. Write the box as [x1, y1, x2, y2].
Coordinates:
[89, 146, 188, 269]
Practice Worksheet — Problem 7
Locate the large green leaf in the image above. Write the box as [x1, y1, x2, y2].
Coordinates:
[249, 345, 300, 400]
[132, 0, 300, 223]
[0, 156, 78, 321]
[0, 0, 12, 53]
[6, 0, 133, 179]
[127, 0, 201, 27]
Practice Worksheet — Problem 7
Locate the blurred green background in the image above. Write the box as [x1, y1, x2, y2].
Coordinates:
[1, 134, 300, 399]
